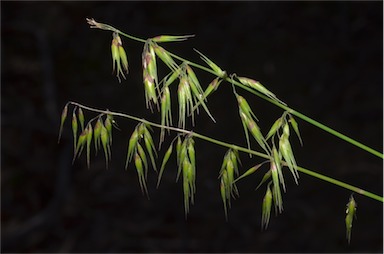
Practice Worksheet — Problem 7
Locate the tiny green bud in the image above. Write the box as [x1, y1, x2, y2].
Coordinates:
[58, 104, 68, 143]
[345, 195, 357, 244]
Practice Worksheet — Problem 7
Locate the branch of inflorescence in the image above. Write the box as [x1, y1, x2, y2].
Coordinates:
[166, 53, 383, 160]
[90, 19, 382, 160]
[68, 101, 384, 203]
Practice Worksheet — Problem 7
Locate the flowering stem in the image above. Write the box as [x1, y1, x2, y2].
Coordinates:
[296, 166, 383, 202]
[227, 79, 384, 159]
[169, 53, 384, 160]
[68, 101, 383, 203]
[89, 18, 382, 159]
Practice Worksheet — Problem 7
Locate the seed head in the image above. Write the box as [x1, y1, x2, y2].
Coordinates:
[152, 34, 194, 43]
[261, 185, 273, 230]
[157, 141, 173, 188]
[279, 124, 299, 184]
[194, 49, 226, 78]
[73, 128, 88, 163]
[266, 117, 282, 141]
[142, 41, 159, 111]
[72, 109, 78, 153]
[104, 116, 113, 144]
[93, 118, 103, 153]
[86, 124, 93, 168]
[219, 149, 241, 218]
[153, 44, 178, 71]
[58, 104, 68, 143]
[100, 124, 111, 168]
[176, 136, 196, 217]
[77, 108, 85, 131]
[111, 32, 129, 82]
[160, 86, 172, 145]
[203, 77, 222, 98]
[237, 76, 285, 105]
[270, 161, 283, 214]
[134, 152, 148, 196]
[288, 115, 303, 146]
[345, 194, 357, 244]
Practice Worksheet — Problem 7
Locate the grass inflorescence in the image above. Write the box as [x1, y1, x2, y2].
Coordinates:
[57, 18, 383, 242]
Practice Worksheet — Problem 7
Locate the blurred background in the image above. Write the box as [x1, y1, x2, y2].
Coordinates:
[2, 1, 383, 252]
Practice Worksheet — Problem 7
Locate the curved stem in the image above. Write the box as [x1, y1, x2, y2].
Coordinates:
[68, 101, 383, 203]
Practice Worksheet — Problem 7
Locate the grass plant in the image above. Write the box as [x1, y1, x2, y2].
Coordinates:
[58, 18, 383, 244]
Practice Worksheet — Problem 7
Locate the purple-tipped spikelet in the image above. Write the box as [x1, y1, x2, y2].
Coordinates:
[174, 136, 196, 217]
[111, 32, 129, 82]
[142, 41, 159, 111]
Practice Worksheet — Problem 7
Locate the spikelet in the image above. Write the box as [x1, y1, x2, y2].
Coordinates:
[219, 149, 240, 219]
[261, 184, 273, 230]
[58, 104, 68, 143]
[111, 32, 129, 82]
[345, 194, 357, 244]
[142, 41, 158, 111]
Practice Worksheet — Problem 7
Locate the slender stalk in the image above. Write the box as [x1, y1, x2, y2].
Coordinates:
[91, 19, 382, 159]
[68, 101, 383, 203]
[170, 52, 383, 159]
[296, 166, 383, 203]
[227, 78, 384, 159]
[116, 31, 146, 43]
[87, 18, 147, 43]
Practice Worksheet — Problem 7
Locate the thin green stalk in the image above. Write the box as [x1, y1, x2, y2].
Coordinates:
[171, 53, 383, 160]
[291, 110, 383, 159]
[296, 166, 383, 203]
[161, 42, 383, 159]
[68, 101, 383, 203]
[116, 30, 146, 43]
[87, 18, 146, 43]
[89, 18, 383, 159]
[173, 53, 382, 159]
[227, 78, 384, 159]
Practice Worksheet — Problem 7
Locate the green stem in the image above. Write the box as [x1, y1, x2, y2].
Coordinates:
[68, 101, 383, 203]
[296, 166, 383, 202]
[291, 111, 383, 159]
[117, 30, 147, 43]
[228, 79, 383, 159]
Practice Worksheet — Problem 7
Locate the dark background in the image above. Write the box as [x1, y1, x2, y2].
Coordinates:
[2, 1, 383, 253]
